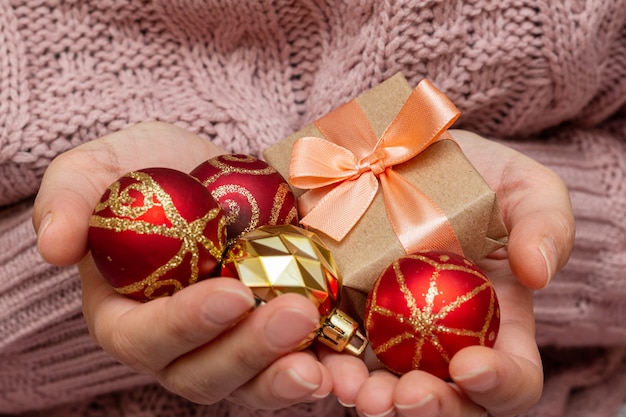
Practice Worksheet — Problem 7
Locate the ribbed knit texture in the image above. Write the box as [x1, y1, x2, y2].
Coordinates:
[1, 0, 626, 416]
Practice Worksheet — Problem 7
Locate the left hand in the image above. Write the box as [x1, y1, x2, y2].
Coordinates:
[320, 129, 575, 417]
[33, 122, 334, 409]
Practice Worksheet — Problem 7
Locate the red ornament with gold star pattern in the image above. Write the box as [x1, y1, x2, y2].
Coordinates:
[88, 168, 227, 302]
[190, 154, 298, 247]
[364, 251, 500, 380]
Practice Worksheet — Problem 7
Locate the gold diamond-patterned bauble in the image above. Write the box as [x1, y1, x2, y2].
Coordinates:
[221, 225, 367, 355]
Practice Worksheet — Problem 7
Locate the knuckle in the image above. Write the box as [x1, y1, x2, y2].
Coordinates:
[229, 344, 271, 378]
[226, 390, 278, 410]
[221, 317, 286, 379]
[162, 297, 207, 347]
[104, 325, 153, 374]
[227, 324, 288, 378]
[159, 365, 224, 405]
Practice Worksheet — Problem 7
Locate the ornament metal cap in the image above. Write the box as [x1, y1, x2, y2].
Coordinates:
[318, 308, 368, 355]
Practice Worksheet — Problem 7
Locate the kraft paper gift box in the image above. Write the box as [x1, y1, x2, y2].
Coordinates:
[263, 73, 508, 317]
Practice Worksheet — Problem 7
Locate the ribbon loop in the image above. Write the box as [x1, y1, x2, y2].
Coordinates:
[289, 79, 464, 255]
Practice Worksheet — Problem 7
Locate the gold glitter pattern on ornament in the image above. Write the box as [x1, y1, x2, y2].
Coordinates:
[199, 155, 278, 185]
[271, 182, 298, 226]
[211, 184, 260, 246]
[366, 253, 498, 373]
[224, 225, 340, 311]
[89, 171, 227, 299]
[210, 182, 298, 247]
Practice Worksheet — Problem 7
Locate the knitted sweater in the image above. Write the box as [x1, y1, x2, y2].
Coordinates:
[2, 0, 626, 416]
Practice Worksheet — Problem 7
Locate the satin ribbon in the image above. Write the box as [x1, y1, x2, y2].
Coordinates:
[289, 79, 464, 255]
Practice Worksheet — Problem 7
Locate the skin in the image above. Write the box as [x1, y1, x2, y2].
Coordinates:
[32, 122, 575, 416]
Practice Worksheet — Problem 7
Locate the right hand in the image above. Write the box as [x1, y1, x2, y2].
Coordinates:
[316, 130, 575, 417]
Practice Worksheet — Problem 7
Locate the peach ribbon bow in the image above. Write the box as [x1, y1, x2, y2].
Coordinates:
[289, 79, 464, 255]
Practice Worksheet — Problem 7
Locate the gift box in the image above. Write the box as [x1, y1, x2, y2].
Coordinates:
[263, 73, 507, 317]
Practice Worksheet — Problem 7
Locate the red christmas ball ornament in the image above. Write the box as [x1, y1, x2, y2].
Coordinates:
[88, 168, 227, 301]
[190, 154, 298, 247]
[364, 251, 500, 380]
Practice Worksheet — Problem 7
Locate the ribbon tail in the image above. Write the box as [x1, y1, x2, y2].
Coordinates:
[297, 184, 340, 217]
[299, 173, 379, 242]
[379, 170, 464, 256]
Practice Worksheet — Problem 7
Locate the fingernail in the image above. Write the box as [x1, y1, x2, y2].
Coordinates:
[338, 398, 356, 408]
[273, 368, 320, 400]
[311, 391, 330, 400]
[453, 366, 497, 393]
[395, 393, 438, 417]
[36, 213, 52, 252]
[363, 406, 396, 417]
[539, 237, 558, 287]
[265, 308, 319, 349]
[202, 288, 255, 325]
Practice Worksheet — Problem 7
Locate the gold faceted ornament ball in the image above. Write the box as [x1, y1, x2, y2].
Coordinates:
[221, 224, 367, 355]
[222, 225, 341, 315]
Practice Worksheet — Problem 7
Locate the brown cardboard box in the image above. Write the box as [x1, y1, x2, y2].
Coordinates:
[264, 73, 507, 317]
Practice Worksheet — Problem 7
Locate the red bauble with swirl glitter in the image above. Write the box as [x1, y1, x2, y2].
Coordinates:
[190, 154, 298, 247]
[88, 168, 227, 302]
[364, 251, 500, 380]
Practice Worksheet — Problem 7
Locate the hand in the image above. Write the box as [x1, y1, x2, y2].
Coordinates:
[317, 129, 575, 417]
[33, 122, 333, 409]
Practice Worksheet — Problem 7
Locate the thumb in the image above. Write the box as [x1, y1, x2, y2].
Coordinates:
[502, 157, 575, 290]
[33, 121, 226, 266]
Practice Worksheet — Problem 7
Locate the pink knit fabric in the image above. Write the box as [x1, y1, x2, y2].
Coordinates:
[1, 0, 626, 416]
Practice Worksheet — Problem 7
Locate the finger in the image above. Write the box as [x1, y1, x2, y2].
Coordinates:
[157, 293, 321, 405]
[393, 371, 486, 417]
[33, 121, 225, 266]
[450, 347, 542, 417]
[81, 252, 329, 409]
[318, 347, 371, 408]
[353, 370, 398, 417]
[80, 256, 256, 373]
[229, 350, 332, 409]
[451, 129, 575, 289]
[449, 278, 543, 416]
